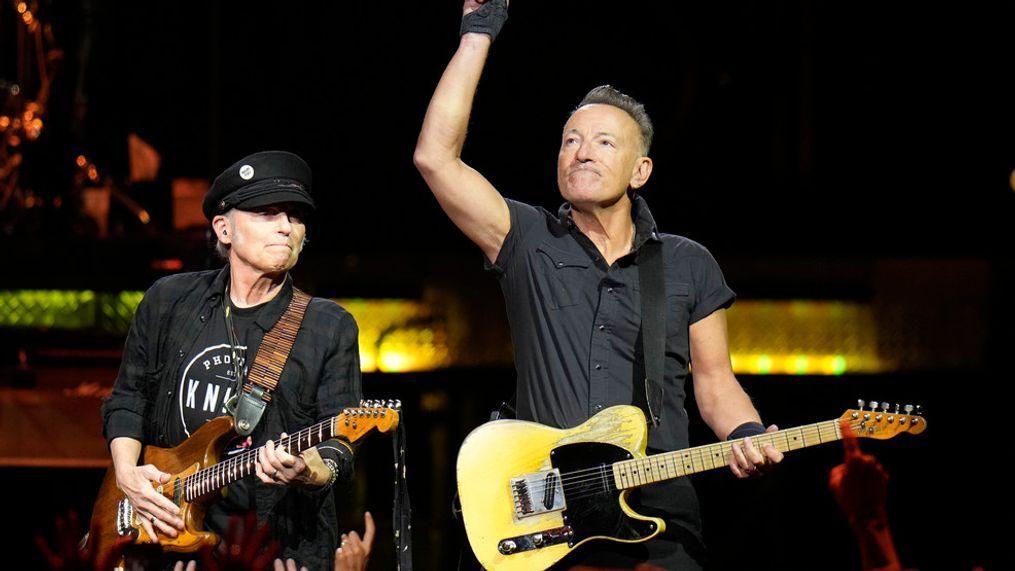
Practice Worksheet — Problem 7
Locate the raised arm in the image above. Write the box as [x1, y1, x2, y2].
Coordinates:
[413, 0, 511, 263]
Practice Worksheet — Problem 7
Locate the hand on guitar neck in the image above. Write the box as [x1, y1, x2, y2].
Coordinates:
[255, 432, 332, 488]
[727, 423, 785, 479]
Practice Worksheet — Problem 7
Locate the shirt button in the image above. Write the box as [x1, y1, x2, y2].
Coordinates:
[594, 363, 602, 370]
[608, 287, 614, 293]
[556, 262, 564, 267]
[598, 325, 605, 331]
[200, 314, 206, 322]
[594, 404, 604, 411]
[178, 349, 185, 357]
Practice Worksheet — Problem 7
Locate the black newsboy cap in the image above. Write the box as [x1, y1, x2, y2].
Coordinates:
[203, 150, 315, 220]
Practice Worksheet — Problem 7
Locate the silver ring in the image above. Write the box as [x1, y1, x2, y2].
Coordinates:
[151, 514, 158, 525]
[273, 469, 279, 478]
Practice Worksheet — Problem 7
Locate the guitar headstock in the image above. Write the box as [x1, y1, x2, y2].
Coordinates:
[336, 399, 402, 442]
[839, 399, 926, 440]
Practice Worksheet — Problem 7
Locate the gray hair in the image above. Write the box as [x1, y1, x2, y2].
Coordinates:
[573, 85, 654, 155]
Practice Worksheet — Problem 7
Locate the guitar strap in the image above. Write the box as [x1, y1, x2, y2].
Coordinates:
[232, 287, 312, 436]
[636, 239, 665, 428]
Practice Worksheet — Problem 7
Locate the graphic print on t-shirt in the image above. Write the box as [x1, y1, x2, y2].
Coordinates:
[177, 343, 246, 437]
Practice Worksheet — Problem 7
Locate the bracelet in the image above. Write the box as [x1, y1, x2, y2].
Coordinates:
[460, 0, 509, 41]
[727, 421, 766, 440]
[322, 458, 339, 490]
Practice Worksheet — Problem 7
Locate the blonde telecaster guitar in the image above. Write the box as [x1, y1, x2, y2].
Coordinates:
[88, 400, 400, 564]
[457, 401, 925, 571]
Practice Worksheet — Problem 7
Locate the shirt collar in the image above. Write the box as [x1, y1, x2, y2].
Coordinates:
[556, 192, 661, 250]
[210, 264, 295, 332]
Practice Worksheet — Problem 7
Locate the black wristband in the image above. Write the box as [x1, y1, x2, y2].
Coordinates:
[460, 0, 509, 41]
[727, 421, 766, 440]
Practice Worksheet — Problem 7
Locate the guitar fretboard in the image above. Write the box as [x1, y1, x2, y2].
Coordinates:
[612, 419, 842, 489]
[182, 417, 337, 501]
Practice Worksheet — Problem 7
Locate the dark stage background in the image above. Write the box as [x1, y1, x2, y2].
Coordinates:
[2, 1, 1013, 570]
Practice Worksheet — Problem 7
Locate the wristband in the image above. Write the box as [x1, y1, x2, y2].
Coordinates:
[460, 0, 509, 41]
[727, 421, 766, 440]
[321, 458, 339, 490]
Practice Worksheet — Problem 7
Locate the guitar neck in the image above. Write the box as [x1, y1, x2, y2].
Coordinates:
[183, 417, 339, 501]
[612, 419, 842, 489]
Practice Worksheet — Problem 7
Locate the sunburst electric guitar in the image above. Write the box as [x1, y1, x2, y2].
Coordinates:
[88, 400, 400, 563]
[457, 401, 925, 571]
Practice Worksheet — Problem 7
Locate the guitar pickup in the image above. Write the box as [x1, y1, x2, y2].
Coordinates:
[510, 469, 566, 518]
[498, 525, 574, 555]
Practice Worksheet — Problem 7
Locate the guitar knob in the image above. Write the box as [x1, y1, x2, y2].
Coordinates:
[498, 539, 518, 554]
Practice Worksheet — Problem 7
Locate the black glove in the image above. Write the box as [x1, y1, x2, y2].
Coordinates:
[460, 0, 509, 41]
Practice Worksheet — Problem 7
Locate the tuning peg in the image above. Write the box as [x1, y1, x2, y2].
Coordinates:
[915, 405, 923, 416]
[359, 399, 366, 407]
[857, 399, 866, 410]
[881, 402, 890, 413]
[904, 404, 914, 414]
[870, 400, 879, 411]
[894, 403, 900, 413]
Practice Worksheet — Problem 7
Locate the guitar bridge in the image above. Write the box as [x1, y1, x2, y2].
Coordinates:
[116, 499, 138, 537]
[510, 469, 566, 518]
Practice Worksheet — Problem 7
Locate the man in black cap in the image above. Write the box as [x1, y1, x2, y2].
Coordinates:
[102, 150, 362, 569]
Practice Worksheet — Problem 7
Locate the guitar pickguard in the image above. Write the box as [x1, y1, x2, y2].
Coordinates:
[548, 442, 659, 546]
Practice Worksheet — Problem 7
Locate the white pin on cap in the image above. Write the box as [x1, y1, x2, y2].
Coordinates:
[239, 165, 254, 180]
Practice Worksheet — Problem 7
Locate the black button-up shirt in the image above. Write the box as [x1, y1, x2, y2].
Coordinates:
[489, 195, 736, 453]
[102, 265, 362, 569]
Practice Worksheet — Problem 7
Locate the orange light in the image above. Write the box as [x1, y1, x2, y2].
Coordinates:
[17, 2, 27, 14]
[0, 116, 9, 129]
[150, 259, 183, 271]
[76, 155, 88, 167]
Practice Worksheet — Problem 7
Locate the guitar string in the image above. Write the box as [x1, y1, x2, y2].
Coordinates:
[547, 420, 861, 503]
[522, 415, 919, 503]
[180, 418, 335, 500]
[527, 421, 849, 497]
[515, 420, 862, 500]
[180, 408, 395, 499]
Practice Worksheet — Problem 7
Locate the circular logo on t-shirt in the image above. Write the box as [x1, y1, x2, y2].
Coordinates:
[177, 343, 246, 437]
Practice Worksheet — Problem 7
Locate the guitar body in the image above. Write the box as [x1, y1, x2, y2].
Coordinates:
[459, 402, 927, 570]
[457, 405, 664, 571]
[89, 416, 237, 562]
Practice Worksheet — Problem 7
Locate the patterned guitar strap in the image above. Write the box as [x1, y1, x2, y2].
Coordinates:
[231, 288, 312, 436]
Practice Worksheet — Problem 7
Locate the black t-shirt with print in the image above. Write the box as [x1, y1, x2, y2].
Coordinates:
[168, 297, 273, 522]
